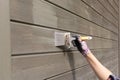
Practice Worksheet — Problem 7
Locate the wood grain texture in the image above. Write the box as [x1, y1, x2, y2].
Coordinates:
[48, 57, 117, 80]
[12, 49, 117, 80]
[114, 0, 119, 7]
[12, 51, 87, 80]
[46, 0, 118, 31]
[107, 0, 119, 14]
[10, 0, 119, 79]
[47, 65, 95, 80]
[113, 0, 119, 8]
[10, 0, 118, 34]
[108, 0, 119, 12]
[81, 0, 118, 27]
[97, 0, 118, 20]
[97, 0, 118, 18]
[11, 22, 118, 54]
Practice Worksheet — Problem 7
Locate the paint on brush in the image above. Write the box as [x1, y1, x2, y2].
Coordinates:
[55, 32, 92, 49]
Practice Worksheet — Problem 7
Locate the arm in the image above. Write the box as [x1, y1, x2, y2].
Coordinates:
[85, 52, 112, 80]
[73, 37, 113, 80]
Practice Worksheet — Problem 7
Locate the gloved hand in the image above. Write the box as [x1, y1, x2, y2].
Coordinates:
[73, 36, 91, 56]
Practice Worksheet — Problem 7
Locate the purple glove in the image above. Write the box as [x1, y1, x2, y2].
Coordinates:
[73, 37, 91, 56]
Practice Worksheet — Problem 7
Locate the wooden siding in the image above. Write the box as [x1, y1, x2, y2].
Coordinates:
[10, 0, 119, 80]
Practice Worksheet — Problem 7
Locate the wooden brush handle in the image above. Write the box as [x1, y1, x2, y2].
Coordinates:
[80, 36, 92, 41]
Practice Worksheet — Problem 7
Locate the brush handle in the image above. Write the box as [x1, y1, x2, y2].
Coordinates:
[80, 36, 92, 41]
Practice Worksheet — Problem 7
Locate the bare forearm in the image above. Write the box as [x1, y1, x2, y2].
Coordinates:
[73, 37, 113, 79]
[85, 52, 112, 80]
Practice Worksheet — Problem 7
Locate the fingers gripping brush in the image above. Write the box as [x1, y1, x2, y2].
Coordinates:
[72, 36, 92, 55]
[72, 35, 92, 47]
[71, 36, 83, 52]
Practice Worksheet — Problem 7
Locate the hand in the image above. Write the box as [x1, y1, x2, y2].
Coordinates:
[73, 36, 91, 56]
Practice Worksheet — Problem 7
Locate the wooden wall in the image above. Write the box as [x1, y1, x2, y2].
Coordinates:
[10, 0, 119, 80]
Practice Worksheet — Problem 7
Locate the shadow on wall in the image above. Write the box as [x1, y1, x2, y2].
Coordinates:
[66, 51, 76, 80]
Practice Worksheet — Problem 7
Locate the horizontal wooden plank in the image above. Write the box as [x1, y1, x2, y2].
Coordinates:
[111, 66, 118, 76]
[10, 0, 118, 34]
[108, 0, 118, 12]
[10, 0, 119, 80]
[82, 0, 118, 26]
[46, 0, 118, 32]
[47, 57, 117, 80]
[114, 0, 119, 7]
[97, 0, 118, 20]
[107, 0, 118, 14]
[47, 65, 95, 80]
[113, 0, 119, 8]
[12, 51, 87, 80]
[97, 0, 118, 18]
[11, 22, 118, 54]
[12, 49, 117, 80]
[103, 58, 118, 76]
[93, 48, 118, 61]
[101, 18, 118, 34]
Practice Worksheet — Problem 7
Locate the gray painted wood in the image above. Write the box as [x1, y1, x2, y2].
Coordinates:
[10, 0, 119, 79]
[108, 0, 119, 12]
[12, 49, 117, 80]
[82, 0, 118, 26]
[11, 22, 117, 54]
[48, 57, 117, 80]
[114, 0, 119, 7]
[98, 0, 118, 18]
[46, 0, 118, 31]
[97, 0, 118, 20]
[47, 65, 95, 80]
[0, 0, 11, 80]
[10, 0, 118, 34]
[12, 51, 87, 80]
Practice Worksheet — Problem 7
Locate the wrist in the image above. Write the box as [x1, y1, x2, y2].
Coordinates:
[84, 51, 92, 57]
[82, 49, 91, 56]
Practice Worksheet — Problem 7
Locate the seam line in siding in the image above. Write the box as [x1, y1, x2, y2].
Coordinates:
[10, 19, 118, 41]
[43, 64, 89, 80]
[81, 0, 118, 28]
[113, 0, 119, 8]
[44, 0, 118, 34]
[12, 48, 118, 57]
[44, 55, 117, 80]
[97, 0, 118, 20]
[107, 0, 119, 14]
